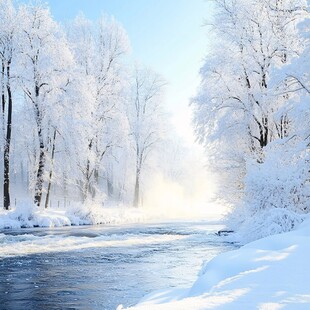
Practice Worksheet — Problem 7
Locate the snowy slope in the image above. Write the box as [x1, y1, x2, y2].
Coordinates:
[123, 219, 310, 309]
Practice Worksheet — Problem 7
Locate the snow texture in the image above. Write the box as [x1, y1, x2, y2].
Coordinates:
[122, 217, 310, 309]
[0, 204, 146, 230]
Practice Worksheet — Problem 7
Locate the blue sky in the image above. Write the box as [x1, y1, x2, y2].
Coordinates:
[29, 0, 213, 143]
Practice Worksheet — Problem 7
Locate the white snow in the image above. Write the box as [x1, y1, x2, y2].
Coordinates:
[0, 203, 146, 230]
[122, 218, 310, 309]
[0, 202, 225, 230]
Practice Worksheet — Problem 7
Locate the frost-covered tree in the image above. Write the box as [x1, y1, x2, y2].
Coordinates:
[127, 66, 166, 207]
[67, 14, 130, 202]
[19, 3, 73, 207]
[194, 0, 309, 238]
[0, 0, 170, 212]
[0, 0, 18, 210]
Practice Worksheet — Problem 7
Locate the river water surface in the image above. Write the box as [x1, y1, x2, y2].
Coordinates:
[0, 221, 235, 309]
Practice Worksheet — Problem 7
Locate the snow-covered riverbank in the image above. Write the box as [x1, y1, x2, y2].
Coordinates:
[0, 204, 147, 229]
[0, 202, 222, 230]
[124, 218, 310, 309]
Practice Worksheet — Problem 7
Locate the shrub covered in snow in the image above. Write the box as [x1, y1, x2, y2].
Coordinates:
[247, 141, 309, 211]
[227, 138, 309, 242]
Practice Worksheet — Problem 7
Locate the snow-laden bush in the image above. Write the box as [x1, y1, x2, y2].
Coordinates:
[233, 208, 306, 243]
[246, 140, 309, 212]
[227, 138, 309, 242]
[0, 204, 34, 229]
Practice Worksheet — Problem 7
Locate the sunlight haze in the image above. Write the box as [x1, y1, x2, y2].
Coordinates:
[1, 1, 308, 309]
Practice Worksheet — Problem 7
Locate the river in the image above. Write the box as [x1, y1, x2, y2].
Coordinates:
[0, 221, 235, 309]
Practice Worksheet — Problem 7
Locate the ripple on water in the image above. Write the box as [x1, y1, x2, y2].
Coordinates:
[0, 222, 236, 310]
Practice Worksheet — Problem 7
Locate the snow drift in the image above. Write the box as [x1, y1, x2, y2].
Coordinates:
[0, 203, 146, 230]
[122, 217, 310, 309]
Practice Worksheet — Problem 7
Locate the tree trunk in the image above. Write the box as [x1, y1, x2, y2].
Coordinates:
[107, 178, 114, 198]
[33, 82, 46, 207]
[83, 158, 91, 202]
[45, 129, 57, 209]
[34, 141, 45, 207]
[107, 167, 114, 198]
[3, 64, 12, 210]
[1, 62, 5, 114]
[133, 169, 140, 207]
[82, 140, 94, 202]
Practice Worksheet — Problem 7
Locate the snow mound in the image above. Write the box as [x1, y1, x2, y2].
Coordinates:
[231, 208, 306, 243]
[124, 217, 310, 309]
[0, 203, 146, 230]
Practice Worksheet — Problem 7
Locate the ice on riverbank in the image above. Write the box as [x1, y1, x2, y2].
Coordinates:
[0, 203, 146, 229]
[124, 217, 310, 309]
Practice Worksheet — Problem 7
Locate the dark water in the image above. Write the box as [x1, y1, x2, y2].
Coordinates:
[0, 221, 235, 310]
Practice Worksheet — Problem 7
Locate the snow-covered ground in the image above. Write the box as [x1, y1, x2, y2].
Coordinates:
[0, 201, 224, 230]
[0, 204, 147, 229]
[122, 218, 310, 309]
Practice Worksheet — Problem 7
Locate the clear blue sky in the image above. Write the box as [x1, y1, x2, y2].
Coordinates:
[25, 0, 213, 143]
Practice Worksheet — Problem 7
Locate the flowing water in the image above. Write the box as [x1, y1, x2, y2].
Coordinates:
[0, 221, 235, 309]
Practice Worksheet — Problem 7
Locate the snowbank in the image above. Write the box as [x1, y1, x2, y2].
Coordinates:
[225, 138, 310, 243]
[0, 203, 146, 230]
[122, 218, 310, 309]
[227, 207, 306, 244]
[0, 201, 225, 230]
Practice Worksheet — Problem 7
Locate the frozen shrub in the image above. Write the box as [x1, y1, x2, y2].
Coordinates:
[227, 138, 309, 242]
